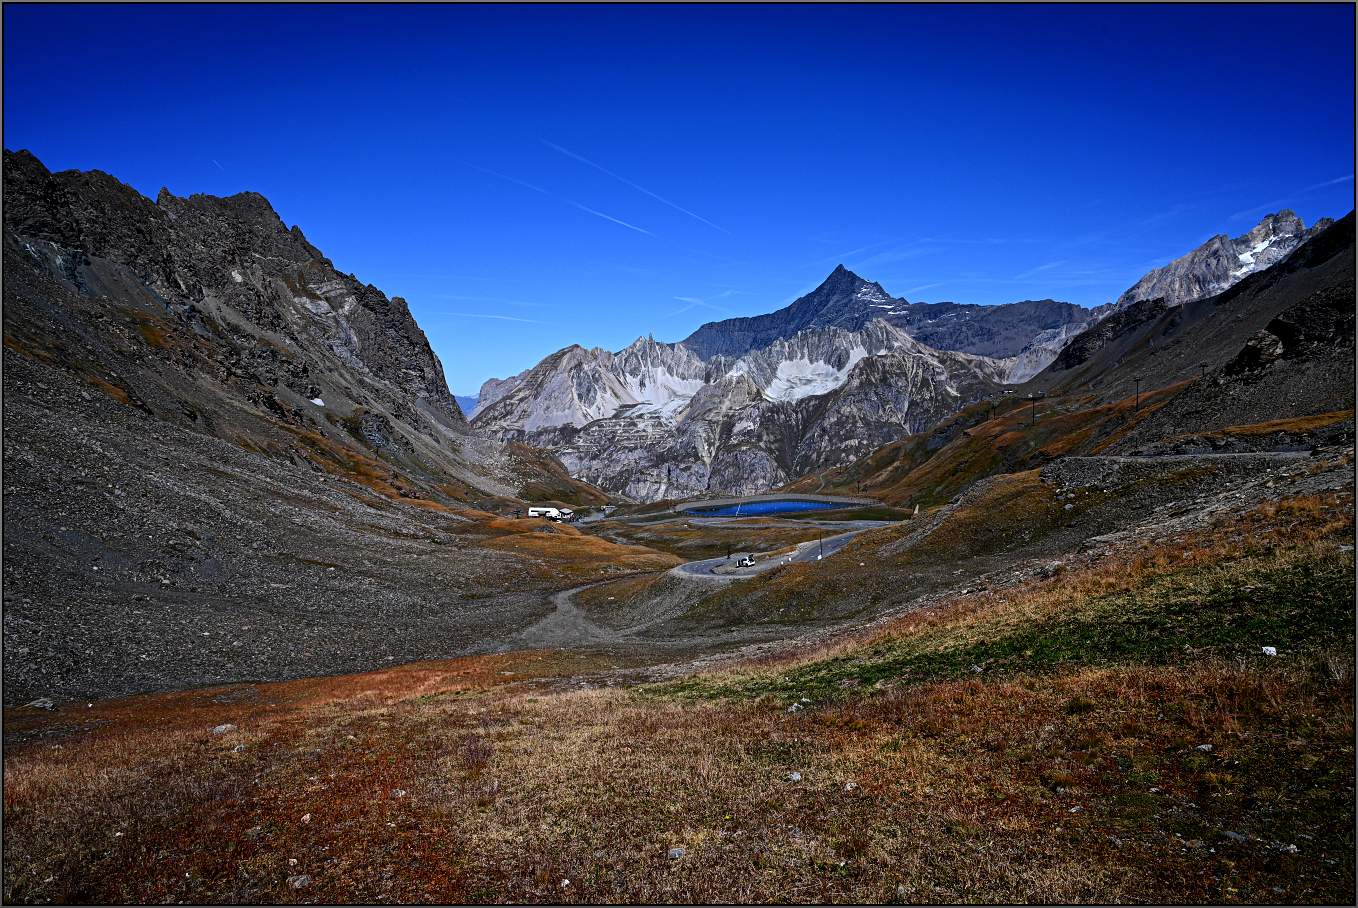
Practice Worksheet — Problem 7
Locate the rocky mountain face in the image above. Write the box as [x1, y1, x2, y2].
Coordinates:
[680, 265, 1092, 362]
[2, 149, 615, 507]
[1113, 210, 1335, 310]
[2, 149, 513, 493]
[1024, 211, 1355, 434]
[469, 368, 530, 418]
[473, 320, 1010, 501]
[2, 149, 629, 704]
[470, 264, 1091, 503]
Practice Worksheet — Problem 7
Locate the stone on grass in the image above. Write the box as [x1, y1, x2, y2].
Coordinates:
[286, 874, 311, 889]
[212, 723, 236, 735]
[301, 813, 311, 824]
[1195, 744, 1213, 753]
[845, 782, 859, 792]
[787, 771, 802, 782]
[1262, 646, 1277, 656]
[1220, 830, 1248, 842]
[668, 847, 686, 860]
[233, 744, 245, 752]
[23, 698, 55, 710]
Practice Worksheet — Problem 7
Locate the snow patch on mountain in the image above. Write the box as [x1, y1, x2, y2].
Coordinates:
[761, 349, 871, 401]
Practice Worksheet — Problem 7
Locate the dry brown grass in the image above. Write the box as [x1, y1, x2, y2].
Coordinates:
[1215, 410, 1354, 438]
[600, 518, 828, 561]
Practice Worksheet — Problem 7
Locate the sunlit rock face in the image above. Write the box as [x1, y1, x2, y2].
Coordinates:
[473, 319, 1010, 502]
[1113, 210, 1335, 311]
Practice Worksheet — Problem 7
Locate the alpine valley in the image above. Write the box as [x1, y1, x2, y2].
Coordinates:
[4, 150, 1354, 907]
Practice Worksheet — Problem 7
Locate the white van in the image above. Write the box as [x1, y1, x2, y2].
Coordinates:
[527, 506, 573, 522]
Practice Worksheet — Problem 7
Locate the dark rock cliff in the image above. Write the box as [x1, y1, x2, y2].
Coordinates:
[680, 264, 1091, 361]
[4, 148, 469, 436]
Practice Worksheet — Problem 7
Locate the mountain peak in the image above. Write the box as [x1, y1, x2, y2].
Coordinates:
[820, 263, 866, 290]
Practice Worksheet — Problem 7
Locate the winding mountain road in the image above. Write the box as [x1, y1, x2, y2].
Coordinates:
[670, 528, 866, 580]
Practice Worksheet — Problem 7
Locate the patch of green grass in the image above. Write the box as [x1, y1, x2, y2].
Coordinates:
[656, 549, 1354, 704]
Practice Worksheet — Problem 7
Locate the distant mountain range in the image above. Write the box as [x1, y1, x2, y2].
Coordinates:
[470, 209, 1339, 502]
[472, 319, 1010, 501]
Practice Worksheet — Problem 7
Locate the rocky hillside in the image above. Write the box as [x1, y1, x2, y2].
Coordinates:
[2, 150, 642, 705]
[1030, 211, 1355, 411]
[2, 149, 495, 487]
[790, 210, 1354, 511]
[474, 320, 1010, 501]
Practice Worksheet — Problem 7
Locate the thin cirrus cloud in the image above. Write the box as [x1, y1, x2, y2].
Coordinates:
[1228, 174, 1353, 223]
[800, 238, 900, 269]
[901, 283, 942, 296]
[463, 162, 656, 237]
[535, 136, 730, 234]
[439, 294, 548, 308]
[450, 313, 553, 325]
[1013, 261, 1066, 281]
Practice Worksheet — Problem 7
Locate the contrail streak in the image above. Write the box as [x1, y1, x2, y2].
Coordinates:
[452, 313, 551, 324]
[536, 137, 730, 233]
[567, 200, 656, 237]
[464, 161, 659, 238]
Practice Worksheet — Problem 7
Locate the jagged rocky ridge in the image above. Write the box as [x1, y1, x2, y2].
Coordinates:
[473, 319, 1010, 501]
[1, 148, 560, 501]
[1113, 210, 1334, 310]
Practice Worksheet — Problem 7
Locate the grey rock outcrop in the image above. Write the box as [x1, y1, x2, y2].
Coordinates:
[1, 147, 539, 500]
[1113, 210, 1334, 310]
[470, 368, 530, 418]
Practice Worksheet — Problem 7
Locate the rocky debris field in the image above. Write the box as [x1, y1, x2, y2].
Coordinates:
[1, 358, 583, 706]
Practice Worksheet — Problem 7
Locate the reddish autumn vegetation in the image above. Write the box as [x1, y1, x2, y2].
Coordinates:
[4, 489, 1352, 904]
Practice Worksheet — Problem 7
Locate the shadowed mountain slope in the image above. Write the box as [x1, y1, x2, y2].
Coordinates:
[2, 150, 648, 705]
[680, 265, 1091, 361]
[1024, 211, 1355, 417]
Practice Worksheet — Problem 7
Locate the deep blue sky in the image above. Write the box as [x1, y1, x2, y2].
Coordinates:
[6, 4, 1354, 396]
